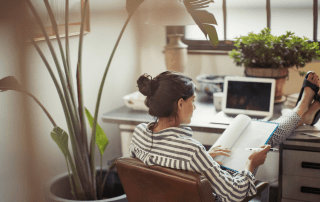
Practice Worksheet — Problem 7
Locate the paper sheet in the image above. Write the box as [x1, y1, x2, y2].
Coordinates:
[210, 114, 251, 162]
[209, 114, 279, 171]
[222, 120, 278, 171]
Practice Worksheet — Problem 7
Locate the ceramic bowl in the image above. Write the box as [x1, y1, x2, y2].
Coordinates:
[196, 74, 231, 96]
[123, 91, 148, 111]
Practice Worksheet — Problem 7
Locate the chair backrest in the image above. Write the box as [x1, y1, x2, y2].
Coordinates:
[115, 157, 216, 202]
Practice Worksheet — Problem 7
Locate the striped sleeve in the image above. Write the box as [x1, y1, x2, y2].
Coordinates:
[189, 145, 257, 202]
[129, 143, 135, 157]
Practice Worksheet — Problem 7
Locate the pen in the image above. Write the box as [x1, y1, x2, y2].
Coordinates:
[245, 148, 278, 152]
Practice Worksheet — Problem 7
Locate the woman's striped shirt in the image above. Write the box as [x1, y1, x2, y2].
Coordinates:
[129, 123, 257, 202]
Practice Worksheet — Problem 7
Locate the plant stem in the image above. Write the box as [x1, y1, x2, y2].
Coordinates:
[100, 153, 103, 197]
[23, 91, 57, 127]
[26, 0, 80, 146]
[43, 0, 79, 119]
[65, 0, 79, 121]
[76, 0, 95, 198]
[77, 0, 90, 164]
[100, 161, 116, 198]
[90, 14, 133, 192]
[65, 157, 76, 200]
[67, 150, 86, 200]
[26, 1, 87, 198]
[43, 0, 69, 92]
[65, 0, 70, 74]
[43, 0, 83, 153]
[29, 38, 85, 198]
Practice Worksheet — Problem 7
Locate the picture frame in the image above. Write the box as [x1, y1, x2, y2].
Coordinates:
[31, 0, 90, 41]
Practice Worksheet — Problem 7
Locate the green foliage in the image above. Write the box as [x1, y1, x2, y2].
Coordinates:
[229, 28, 320, 69]
[51, 127, 69, 157]
[51, 126, 86, 200]
[85, 108, 109, 155]
[183, 0, 219, 46]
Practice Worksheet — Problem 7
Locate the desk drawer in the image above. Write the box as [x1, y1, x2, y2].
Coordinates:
[281, 199, 302, 202]
[282, 175, 320, 201]
[283, 150, 320, 177]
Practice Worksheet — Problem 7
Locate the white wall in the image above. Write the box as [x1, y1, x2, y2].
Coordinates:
[0, 2, 140, 201]
[0, 22, 30, 202]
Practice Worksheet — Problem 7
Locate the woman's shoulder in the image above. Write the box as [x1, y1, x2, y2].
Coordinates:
[166, 126, 193, 137]
[135, 123, 149, 130]
[179, 136, 204, 148]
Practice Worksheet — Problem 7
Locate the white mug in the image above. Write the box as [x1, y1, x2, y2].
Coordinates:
[213, 92, 224, 111]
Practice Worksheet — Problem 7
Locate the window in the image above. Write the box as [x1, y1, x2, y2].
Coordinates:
[170, 0, 319, 52]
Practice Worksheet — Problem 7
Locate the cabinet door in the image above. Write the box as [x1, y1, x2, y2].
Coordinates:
[281, 199, 303, 202]
[282, 175, 320, 202]
[120, 124, 135, 157]
[283, 150, 320, 178]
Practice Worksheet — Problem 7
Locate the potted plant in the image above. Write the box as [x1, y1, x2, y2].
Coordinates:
[0, 0, 219, 201]
[229, 28, 320, 101]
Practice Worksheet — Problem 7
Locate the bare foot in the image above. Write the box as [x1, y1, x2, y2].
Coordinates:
[299, 90, 320, 126]
[294, 72, 320, 118]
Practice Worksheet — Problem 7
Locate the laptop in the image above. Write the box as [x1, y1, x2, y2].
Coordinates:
[210, 76, 276, 124]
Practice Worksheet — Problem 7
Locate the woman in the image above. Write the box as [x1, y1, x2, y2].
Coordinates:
[129, 71, 320, 202]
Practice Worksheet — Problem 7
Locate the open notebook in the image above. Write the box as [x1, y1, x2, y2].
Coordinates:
[209, 114, 279, 172]
[211, 76, 276, 125]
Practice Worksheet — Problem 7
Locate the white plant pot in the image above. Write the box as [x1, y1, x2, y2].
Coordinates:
[44, 170, 127, 202]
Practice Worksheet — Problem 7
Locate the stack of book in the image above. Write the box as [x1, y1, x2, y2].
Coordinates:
[283, 93, 299, 108]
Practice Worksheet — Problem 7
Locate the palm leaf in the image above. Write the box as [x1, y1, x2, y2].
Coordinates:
[0, 76, 57, 126]
[85, 108, 109, 155]
[126, 0, 145, 15]
[183, 0, 219, 46]
[51, 126, 86, 200]
[0, 76, 23, 92]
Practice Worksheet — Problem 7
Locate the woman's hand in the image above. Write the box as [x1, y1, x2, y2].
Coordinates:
[208, 145, 231, 165]
[245, 145, 271, 172]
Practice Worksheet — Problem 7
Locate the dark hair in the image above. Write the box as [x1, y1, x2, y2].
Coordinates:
[137, 71, 196, 120]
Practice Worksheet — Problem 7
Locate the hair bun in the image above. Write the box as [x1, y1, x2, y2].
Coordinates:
[137, 74, 153, 96]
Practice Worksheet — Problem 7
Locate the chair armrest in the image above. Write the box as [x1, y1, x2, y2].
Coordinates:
[241, 180, 268, 202]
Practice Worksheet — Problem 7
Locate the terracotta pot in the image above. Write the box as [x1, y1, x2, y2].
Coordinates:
[245, 67, 289, 101]
[45, 170, 127, 202]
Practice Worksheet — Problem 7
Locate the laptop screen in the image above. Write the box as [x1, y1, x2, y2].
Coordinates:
[226, 80, 272, 112]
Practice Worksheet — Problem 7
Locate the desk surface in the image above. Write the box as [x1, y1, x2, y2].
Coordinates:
[102, 91, 285, 133]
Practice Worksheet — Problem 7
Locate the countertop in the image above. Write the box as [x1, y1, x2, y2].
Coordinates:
[102, 91, 286, 133]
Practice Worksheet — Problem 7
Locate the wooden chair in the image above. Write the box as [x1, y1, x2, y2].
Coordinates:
[115, 157, 268, 202]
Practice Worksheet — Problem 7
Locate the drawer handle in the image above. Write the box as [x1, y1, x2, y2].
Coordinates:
[301, 186, 320, 195]
[301, 162, 320, 170]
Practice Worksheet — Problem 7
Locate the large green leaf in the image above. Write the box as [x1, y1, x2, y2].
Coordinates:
[51, 126, 86, 200]
[0, 76, 23, 92]
[126, 0, 145, 15]
[51, 126, 69, 157]
[85, 108, 109, 155]
[183, 0, 219, 47]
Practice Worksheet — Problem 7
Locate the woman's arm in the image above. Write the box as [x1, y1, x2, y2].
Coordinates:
[190, 146, 257, 201]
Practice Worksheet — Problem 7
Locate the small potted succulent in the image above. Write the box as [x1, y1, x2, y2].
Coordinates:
[229, 28, 320, 100]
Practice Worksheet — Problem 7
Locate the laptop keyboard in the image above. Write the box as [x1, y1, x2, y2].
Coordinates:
[226, 114, 266, 120]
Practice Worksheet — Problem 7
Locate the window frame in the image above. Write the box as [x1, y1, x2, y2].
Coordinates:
[168, 0, 319, 52]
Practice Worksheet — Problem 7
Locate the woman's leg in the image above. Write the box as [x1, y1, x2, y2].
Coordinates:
[267, 73, 320, 147]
